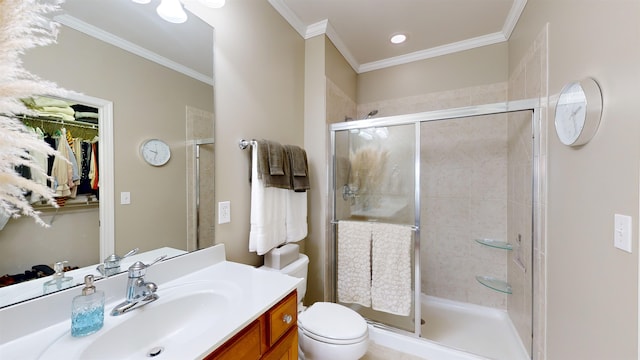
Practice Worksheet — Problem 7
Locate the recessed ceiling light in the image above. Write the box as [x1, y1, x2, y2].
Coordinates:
[390, 33, 407, 44]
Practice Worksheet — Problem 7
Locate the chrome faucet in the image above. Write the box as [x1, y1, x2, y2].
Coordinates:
[110, 255, 166, 316]
[97, 248, 139, 277]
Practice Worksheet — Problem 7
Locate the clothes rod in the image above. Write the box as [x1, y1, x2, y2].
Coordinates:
[238, 139, 257, 150]
[15, 114, 98, 130]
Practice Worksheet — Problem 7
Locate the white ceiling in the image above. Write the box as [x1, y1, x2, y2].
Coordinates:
[56, 0, 214, 85]
[54, 0, 527, 82]
[269, 0, 527, 73]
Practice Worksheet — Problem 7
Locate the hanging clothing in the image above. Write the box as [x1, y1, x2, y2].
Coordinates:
[50, 128, 73, 197]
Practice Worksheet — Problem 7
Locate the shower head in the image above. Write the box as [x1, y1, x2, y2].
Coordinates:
[363, 110, 378, 119]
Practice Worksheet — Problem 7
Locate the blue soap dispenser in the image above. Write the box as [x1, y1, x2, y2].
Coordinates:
[71, 274, 105, 337]
[42, 261, 73, 294]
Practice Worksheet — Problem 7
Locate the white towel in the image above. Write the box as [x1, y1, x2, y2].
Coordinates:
[337, 220, 372, 307]
[371, 223, 413, 316]
[285, 190, 307, 242]
[249, 144, 287, 255]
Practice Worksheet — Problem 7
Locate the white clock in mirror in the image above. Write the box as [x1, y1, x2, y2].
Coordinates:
[140, 139, 171, 166]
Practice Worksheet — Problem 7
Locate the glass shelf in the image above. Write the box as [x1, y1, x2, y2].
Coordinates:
[475, 238, 513, 250]
[475, 275, 512, 294]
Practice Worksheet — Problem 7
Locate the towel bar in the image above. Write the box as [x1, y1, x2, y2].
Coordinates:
[331, 220, 419, 231]
[238, 139, 257, 150]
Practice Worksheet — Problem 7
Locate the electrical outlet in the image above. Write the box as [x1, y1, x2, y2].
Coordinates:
[614, 214, 632, 253]
[218, 201, 230, 224]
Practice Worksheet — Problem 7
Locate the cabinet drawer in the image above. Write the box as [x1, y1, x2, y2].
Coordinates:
[205, 319, 262, 360]
[262, 326, 298, 360]
[267, 291, 297, 346]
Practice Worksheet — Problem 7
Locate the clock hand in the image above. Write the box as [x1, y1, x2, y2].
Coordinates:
[571, 106, 582, 117]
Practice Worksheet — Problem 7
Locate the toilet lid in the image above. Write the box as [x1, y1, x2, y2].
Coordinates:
[298, 302, 368, 342]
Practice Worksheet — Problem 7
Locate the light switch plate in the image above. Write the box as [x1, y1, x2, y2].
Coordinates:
[614, 214, 632, 253]
[120, 192, 131, 205]
[218, 201, 230, 224]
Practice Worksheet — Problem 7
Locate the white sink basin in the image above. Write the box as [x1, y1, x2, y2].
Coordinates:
[40, 281, 241, 360]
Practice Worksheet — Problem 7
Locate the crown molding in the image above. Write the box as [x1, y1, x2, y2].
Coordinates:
[503, 0, 528, 38]
[305, 19, 327, 38]
[269, 0, 527, 74]
[267, 0, 307, 37]
[358, 32, 507, 73]
[54, 14, 214, 86]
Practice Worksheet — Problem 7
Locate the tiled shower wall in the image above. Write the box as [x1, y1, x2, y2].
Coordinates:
[421, 113, 510, 309]
[508, 25, 549, 360]
[507, 109, 534, 356]
[358, 83, 513, 309]
[327, 79, 357, 222]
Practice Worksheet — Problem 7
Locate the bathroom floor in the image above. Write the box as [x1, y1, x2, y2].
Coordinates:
[363, 342, 427, 360]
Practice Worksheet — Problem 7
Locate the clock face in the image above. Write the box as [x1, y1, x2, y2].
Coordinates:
[141, 139, 171, 166]
[555, 82, 587, 145]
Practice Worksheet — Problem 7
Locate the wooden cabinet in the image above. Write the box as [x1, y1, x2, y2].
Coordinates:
[205, 290, 298, 360]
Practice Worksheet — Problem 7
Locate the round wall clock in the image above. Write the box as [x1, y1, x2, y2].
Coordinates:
[554, 77, 603, 146]
[140, 139, 171, 166]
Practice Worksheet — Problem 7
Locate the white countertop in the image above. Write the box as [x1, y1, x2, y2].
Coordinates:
[0, 244, 300, 360]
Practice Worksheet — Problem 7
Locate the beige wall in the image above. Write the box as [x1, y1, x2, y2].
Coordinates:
[357, 42, 508, 106]
[321, 36, 359, 302]
[195, 0, 305, 266]
[18, 27, 213, 264]
[305, 35, 329, 304]
[0, 209, 99, 275]
[510, 1, 640, 359]
[325, 38, 358, 106]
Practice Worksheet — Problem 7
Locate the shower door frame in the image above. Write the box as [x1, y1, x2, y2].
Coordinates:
[329, 98, 541, 341]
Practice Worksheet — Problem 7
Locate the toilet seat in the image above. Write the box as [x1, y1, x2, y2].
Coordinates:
[298, 302, 368, 345]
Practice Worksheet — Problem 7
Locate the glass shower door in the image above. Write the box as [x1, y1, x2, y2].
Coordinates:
[332, 122, 419, 334]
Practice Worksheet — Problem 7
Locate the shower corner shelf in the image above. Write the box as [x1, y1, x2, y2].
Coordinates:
[475, 238, 513, 250]
[475, 275, 512, 294]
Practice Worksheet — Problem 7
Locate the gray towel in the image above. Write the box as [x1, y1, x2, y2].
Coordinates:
[267, 141, 285, 176]
[257, 140, 291, 189]
[284, 145, 310, 192]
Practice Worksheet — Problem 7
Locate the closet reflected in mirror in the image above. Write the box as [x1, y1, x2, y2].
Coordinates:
[0, 92, 114, 307]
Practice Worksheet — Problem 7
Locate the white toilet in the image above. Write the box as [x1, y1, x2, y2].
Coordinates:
[260, 244, 369, 360]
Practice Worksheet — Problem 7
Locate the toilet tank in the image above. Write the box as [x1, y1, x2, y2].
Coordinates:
[261, 252, 309, 303]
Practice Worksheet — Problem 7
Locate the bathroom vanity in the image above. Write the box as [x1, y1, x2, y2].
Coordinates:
[206, 290, 298, 359]
[0, 244, 301, 360]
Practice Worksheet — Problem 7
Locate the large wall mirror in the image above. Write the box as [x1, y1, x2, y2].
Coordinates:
[0, 0, 215, 308]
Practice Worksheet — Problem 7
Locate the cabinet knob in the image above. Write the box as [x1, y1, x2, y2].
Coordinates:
[282, 314, 293, 324]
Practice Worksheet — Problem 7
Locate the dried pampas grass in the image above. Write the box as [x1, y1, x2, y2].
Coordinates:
[0, 0, 67, 226]
[349, 146, 388, 203]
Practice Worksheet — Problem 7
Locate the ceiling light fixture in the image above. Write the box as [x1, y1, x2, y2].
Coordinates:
[199, 0, 226, 8]
[156, 0, 187, 23]
[390, 33, 407, 44]
[132, 0, 225, 24]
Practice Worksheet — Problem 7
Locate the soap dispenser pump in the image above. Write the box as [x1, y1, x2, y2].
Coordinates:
[71, 274, 105, 337]
[42, 261, 73, 294]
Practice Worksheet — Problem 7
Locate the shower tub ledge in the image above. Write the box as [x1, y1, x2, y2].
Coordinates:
[368, 325, 487, 360]
[368, 295, 531, 360]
